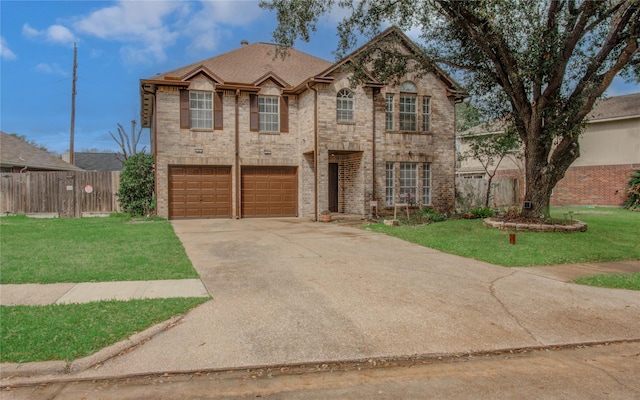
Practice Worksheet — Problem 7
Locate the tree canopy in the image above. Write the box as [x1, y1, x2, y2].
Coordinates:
[262, 0, 639, 218]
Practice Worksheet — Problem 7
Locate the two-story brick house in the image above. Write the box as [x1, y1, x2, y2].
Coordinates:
[140, 27, 464, 219]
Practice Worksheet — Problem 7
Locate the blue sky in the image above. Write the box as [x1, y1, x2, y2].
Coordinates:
[1, 1, 638, 154]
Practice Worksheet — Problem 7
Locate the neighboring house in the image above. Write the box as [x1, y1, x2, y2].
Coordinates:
[0, 132, 82, 172]
[62, 152, 124, 171]
[456, 92, 640, 207]
[140, 27, 464, 220]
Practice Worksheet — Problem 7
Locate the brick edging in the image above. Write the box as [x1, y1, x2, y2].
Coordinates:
[483, 218, 588, 232]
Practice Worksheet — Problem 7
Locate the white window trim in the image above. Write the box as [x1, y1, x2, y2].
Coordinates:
[422, 163, 432, 205]
[399, 163, 418, 204]
[336, 89, 354, 122]
[385, 162, 395, 206]
[423, 96, 431, 132]
[399, 94, 417, 131]
[259, 95, 279, 132]
[190, 91, 213, 130]
[385, 94, 394, 131]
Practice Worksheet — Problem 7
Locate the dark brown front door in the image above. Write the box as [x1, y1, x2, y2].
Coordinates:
[329, 163, 338, 212]
[169, 166, 232, 219]
[241, 166, 297, 217]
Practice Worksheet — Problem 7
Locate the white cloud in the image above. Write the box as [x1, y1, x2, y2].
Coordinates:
[35, 62, 67, 76]
[22, 23, 76, 45]
[183, 1, 265, 53]
[1, 36, 17, 60]
[73, 0, 186, 63]
[22, 23, 40, 38]
[46, 25, 76, 44]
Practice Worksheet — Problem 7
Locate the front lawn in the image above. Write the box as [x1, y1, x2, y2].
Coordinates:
[0, 214, 198, 284]
[574, 272, 640, 290]
[1, 298, 208, 363]
[367, 207, 640, 267]
[0, 214, 208, 363]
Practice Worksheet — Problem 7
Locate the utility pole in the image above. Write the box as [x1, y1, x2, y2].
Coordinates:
[69, 42, 77, 165]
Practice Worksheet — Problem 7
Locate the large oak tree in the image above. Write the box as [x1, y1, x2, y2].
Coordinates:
[262, 0, 639, 218]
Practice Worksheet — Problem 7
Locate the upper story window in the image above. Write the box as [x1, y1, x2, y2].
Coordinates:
[423, 96, 431, 132]
[385, 94, 394, 131]
[336, 89, 354, 122]
[180, 89, 223, 130]
[399, 81, 417, 131]
[250, 94, 289, 133]
[189, 91, 212, 129]
[259, 96, 279, 132]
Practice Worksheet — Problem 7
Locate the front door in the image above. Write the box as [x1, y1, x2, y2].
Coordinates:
[328, 163, 338, 212]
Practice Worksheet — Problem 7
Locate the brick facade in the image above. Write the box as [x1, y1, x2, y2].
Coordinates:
[550, 164, 639, 206]
[144, 29, 461, 219]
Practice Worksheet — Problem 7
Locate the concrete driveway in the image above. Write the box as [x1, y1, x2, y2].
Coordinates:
[76, 218, 640, 379]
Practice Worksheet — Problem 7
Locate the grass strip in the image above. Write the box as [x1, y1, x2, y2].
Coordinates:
[0, 214, 198, 284]
[366, 207, 640, 267]
[573, 272, 640, 290]
[0, 297, 209, 363]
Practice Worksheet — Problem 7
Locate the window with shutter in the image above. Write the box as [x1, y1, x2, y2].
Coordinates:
[280, 96, 288, 133]
[180, 90, 190, 129]
[214, 91, 223, 130]
[250, 94, 259, 132]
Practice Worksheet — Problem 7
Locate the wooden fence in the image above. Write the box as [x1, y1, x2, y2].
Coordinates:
[1, 171, 121, 217]
[456, 177, 519, 209]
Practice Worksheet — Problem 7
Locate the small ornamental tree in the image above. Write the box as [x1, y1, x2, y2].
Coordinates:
[460, 129, 522, 207]
[117, 153, 154, 216]
[623, 169, 640, 210]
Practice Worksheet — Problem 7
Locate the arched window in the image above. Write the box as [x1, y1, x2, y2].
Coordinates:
[336, 89, 354, 122]
[399, 81, 417, 131]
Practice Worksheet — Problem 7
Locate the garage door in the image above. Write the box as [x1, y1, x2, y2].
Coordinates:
[241, 167, 297, 217]
[169, 166, 231, 219]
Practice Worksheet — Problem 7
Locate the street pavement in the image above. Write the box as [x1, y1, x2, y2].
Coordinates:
[1, 218, 639, 386]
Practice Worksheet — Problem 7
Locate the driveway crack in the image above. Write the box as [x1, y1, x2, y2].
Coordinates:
[489, 271, 542, 345]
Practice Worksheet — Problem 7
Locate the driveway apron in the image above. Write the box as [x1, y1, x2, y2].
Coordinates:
[76, 219, 640, 379]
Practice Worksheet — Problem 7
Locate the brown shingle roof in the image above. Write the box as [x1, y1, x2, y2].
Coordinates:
[588, 92, 640, 121]
[152, 42, 333, 88]
[0, 132, 82, 171]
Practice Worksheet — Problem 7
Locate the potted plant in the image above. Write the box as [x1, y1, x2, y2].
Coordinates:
[320, 210, 332, 222]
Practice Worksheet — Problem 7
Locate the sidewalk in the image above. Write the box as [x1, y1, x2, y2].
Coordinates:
[0, 279, 210, 306]
[1, 262, 636, 306]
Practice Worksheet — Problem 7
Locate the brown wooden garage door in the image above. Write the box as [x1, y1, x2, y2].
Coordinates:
[241, 167, 297, 217]
[169, 166, 231, 219]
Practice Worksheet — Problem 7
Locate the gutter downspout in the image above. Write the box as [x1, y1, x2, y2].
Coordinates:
[372, 88, 377, 206]
[307, 82, 319, 221]
[235, 89, 241, 219]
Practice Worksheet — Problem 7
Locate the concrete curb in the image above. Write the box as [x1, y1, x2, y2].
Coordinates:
[3, 338, 639, 387]
[0, 315, 185, 381]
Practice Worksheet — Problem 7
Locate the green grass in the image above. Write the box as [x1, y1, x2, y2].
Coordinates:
[0, 214, 198, 284]
[367, 207, 640, 267]
[0, 214, 209, 363]
[574, 272, 640, 290]
[0, 297, 209, 363]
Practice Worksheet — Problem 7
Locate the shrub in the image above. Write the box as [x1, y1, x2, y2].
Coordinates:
[117, 153, 155, 216]
[623, 169, 640, 211]
[470, 207, 494, 219]
[406, 207, 447, 225]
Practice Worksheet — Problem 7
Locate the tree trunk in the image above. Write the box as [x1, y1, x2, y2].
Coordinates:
[485, 176, 493, 208]
[520, 127, 580, 220]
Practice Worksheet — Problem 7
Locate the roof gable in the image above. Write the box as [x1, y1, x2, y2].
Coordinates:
[316, 26, 465, 97]
[151, 42, 332, 89]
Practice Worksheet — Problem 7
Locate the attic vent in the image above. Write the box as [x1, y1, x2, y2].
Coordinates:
[240, 40, 249, 47]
